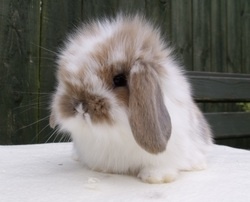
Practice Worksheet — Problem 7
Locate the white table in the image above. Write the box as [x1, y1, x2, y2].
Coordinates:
[1, 143, 250, 202]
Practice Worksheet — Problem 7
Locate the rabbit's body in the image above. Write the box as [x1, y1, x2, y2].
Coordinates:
[50, 15, 212, 183]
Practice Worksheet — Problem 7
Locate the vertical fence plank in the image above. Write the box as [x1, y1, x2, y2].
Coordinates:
[38, 0, 82, 143]
[227, 0, 242, 73]
[192, 0, 211, 71]
[0, 0, 41, 144]
[225, 0, 247, 111]
[117, 0, 146, 13]
[144, 0, 171, 40]
[82, 0, 146, 20]
[211, 0, 227, 72]
[82, 0, 119, 19]
[171, 0, 193, 70]
[192, 0, 211, 112]
[241, 0, 250, 73]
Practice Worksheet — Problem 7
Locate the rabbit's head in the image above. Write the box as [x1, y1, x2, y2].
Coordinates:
[50, 15, 172, 154]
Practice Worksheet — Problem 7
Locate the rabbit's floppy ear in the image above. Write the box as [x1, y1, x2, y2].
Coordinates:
[128, 62, 172, 154]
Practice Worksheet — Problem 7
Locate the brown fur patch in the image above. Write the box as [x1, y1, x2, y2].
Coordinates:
[113, 87, 129, 106]
[58, 81, 113, 124]
[97, 63, 130, 107]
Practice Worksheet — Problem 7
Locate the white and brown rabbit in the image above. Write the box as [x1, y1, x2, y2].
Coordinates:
[50, 15, 212, 183]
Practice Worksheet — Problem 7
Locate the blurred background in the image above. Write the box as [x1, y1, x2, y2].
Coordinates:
[0, 0, 249, 147]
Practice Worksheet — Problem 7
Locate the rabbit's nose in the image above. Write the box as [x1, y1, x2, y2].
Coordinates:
[74, 102, 88, 114]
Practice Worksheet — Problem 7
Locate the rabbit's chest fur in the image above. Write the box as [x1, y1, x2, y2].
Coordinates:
[63, 95, 209, 175]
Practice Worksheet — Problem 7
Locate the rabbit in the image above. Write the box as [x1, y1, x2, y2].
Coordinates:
[50, 14, 213, 184]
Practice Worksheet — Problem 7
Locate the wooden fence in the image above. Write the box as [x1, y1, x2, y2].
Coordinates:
[0, 0, 249, 147]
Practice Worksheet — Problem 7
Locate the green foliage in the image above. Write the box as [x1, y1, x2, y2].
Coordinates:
[237, 103, 250, 112]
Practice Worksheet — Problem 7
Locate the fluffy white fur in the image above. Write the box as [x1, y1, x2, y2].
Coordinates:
[51, 15, 212, 184]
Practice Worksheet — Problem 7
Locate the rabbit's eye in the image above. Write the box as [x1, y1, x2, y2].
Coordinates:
[113, 73, 127, 87]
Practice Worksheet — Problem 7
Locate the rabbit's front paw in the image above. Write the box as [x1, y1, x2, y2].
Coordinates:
[138, 167, 178, 184]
